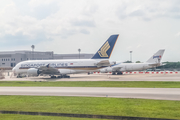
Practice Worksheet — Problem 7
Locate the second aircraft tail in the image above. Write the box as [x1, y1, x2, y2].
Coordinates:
[146, 49, 165, 63]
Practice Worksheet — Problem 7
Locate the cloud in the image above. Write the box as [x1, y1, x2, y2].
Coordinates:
[176, 32, 180, 37]
[80, 29, 90, 34]
[129, 10, 144, 17]
[58, 28, 78, 39]
[71, 19, 96, 27]
[116, 4, 128, 19]
[82, 3, 98, 16]
[29, 2, 59, 20]
[0, 0, 180, 62]
[136, 44, 142, 48]
[116, 0, 180, 21]
[13, 0, 59, 20]
[0, 31, 52, 47]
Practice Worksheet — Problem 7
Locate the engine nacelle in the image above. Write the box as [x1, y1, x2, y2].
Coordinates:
[100, 68, 113, 73]
[27, 68, 39, 76]
[58, 69, 76, 74]
[109, 61, 116, 66]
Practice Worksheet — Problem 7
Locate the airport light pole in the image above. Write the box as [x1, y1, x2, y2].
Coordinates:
[31, 45, 35, 60]
[78, 48, 81, 59]
[130, 51, 132, 63]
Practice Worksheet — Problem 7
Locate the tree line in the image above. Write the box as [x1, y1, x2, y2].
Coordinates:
[124, 61, 180, 71]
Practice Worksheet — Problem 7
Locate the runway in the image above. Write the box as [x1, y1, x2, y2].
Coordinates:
[2, 73, 180, 81]
[0, 87, 180, 101]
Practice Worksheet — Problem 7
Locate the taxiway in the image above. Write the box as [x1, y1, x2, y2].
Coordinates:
[0, 87, 180, 101]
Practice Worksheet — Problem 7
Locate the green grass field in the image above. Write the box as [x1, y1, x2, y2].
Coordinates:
[0, 81, 180, 88]
[0, 114, 109, 120]
[0, 96, 180, 119]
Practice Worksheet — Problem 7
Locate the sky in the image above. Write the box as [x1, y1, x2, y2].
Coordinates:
[0, 0, 180, 62]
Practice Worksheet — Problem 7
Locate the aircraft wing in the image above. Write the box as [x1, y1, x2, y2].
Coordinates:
[38, 64, 60, 75]
[96, 60, 115, 67]
[112, 66, 122, 71]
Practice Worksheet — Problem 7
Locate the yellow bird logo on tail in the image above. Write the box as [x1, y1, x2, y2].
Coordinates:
[98, 41, 110, 57]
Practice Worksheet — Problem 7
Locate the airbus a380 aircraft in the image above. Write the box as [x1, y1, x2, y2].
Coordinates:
[12, 34, 119, 78]
[98, 49, 165, 75]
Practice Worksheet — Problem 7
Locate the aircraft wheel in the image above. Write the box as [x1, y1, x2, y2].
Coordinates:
[112, 72, 116, 75]
[63, 75, 70, 78]
[51, 76, 56, 78]
[57, 76, 62, 78]
[117, 72, 123, 75]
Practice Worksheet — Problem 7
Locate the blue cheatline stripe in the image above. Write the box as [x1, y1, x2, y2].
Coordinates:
[111, 63, 121, 67]
[19, 66, 109, 69]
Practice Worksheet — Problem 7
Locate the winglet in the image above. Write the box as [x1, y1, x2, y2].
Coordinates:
[146, 49, 165, 63]
[91, 34, 119, 59]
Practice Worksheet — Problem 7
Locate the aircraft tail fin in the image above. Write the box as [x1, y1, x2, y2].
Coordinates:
[146, 49, 165, 63]
[91, 34, 119, 59]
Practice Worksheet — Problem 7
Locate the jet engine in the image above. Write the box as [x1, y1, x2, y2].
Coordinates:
[27, 68, 40, 76]
[109, 61, 116, 65]
[100, 68, 113, 73]
[58, 69, 76, 74]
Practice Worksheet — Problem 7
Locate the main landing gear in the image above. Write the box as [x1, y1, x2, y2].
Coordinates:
[50, 75, 70, 78]
[50, 76, 57, 78]
[17, 74, 26, 78]
[112, 72, 123, 75]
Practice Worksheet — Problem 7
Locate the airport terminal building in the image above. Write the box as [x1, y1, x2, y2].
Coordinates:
[0, 51, 93, 69]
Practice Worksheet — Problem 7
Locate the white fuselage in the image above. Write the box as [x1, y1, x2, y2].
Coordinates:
[98, 62, 159, 73]
[13, 59, 109, 75]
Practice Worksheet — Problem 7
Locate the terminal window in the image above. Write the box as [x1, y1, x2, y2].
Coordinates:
[11, 63, 16, 67]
